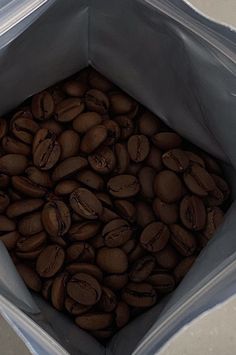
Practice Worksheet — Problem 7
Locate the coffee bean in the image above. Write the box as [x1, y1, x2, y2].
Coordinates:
[98, 286, 117, 312]
[138, 111, 161, 136]
[103, 120, 120, 145]
[115, 301, 130, 328]
[51, 272, 69, 311]
[110, 93, 136, 115]
[155, 244, 180, 269]
[201, 153, 222, 175]
[75, 312, 113, 331]
[185, 151, 205, 168]
[102, 219, 133, 247]
[16, 247, 44, 260]
[114, 143, 130, 174]
[122, 282, 157, 307]
[174, 256, 196, 283]
[11, 176, 47, 198]
[66, 263, 103, 282]
[147, 272, 175, 293]
[136, 201, 155, 227]
[42, 279, 53, 300]
[11, 116, 39, 144]
[2, 136, 31, 156]
[81, 125, 108, 154]
[115, 115, 134, 140]
[0, 191, 10, 213]
[73, 112, 102, 134]
[207, 174, 230, 206]
[77, 169, 104, 191]
[129, 255, 156, 282]
[114, 200, 136, 223]
[70, 187, 103, 219]
[170, 224, 196, 256]
[33, 129, 61, 170]
[100, 207, 119, 223]
[66, 242, 95, 263]
[25, 167, 52, 188]
[90, 234, 105, 249]
[0, 154, 28, 175]
[54, 180, 80, 196]
[0, 215, 15, 232]
[138, 166, 155, 199]
[162, 149, 189, 172]
[103, 274, 128, 290]
[40, 119, 63, 136]
[17, 264, 42, 292]
[88, 146, 116, 174]
[180, 195, 206, 231]
[68, 221, 101, 241]
[67, 273, 101, 306]
[154, 170, 183, 203]
[85, 89, 110, 114]
[128, 135, 150, 163]
[6, 199, 44, 218]
[62, 80, 87, 97]
[96, 193, 113, 207]
[0, 118, 7, 140]
[89, 70, 113, 92]
[18, 212, 43, 236]
[146, 146, 163, 172]
[52, 156, 88, 181]
[58, 130, 80, 160]
[16, 231, 47, 252]
[140, 222, 170, 252]
[152, 132, 182, 150]
[107, 174, 140, 198]
[152, 198, 178, 224]
[31, 91, 54, 120]
[184, 164, 216, 197]
[97, 247, 128, 273]
[0, 231, 20, 250]
[36, 245, 65, 278]
[65, 297, 91, 316]
[0, 174, 9, 189]
[55, 98, 85, 122]
[42, 200, 71, 237]
[203, 207, 224, 240]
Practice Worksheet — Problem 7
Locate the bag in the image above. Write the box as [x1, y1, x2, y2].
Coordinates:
[0, 0, 235, 354]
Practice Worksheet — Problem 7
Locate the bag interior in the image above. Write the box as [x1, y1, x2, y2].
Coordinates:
[0, 0, 235, 354]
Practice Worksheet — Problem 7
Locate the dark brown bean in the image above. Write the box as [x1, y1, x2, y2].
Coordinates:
[103, 274, 128, 290]
[65, 297, 91, 316]
[52, 156, 88, 181]
[183, 164, 216, 197]
[102, 218, 133, 247]
[0, 231, 20, 250]
[58, 130, 80, 160]
[114, 143, 130, 174]
[11, 117, 39, 144]
[54, 180, 80, 196]
[17, 264, 42, 292]
[16, 231, 47, 252]
[85, 89, 110, 114]
[138, 166, 155, 199]
[98, 286, 117, 312]
[115, 302, 130, 328]
[146, 146, 163, 172]
[51, 272, 69, 311]
[128, 135, 150, 163]
[11, 176, 47, 198]
[203, 207, 224, 240]
[180, 195, 206, 231]
[68, 221, 101, 241]
[114, 200, 136, 223]
[25, 167, 52, 188]
[129, 255, 156, 282]
[88, 146, 116, 174]
[42, 200, 71, 237]
[75, 312, 113, 331]
[138, 111, 161, 136]
[36, 245, 65, 278]
[67, 273, 101, 306]
[2, 136, 31, 156]
[174, 256, 196, 283]
[66, 242, 95, 263]
[136, 201, 155, 227]
[55, 98, 85, 122]
[0, 154, 28, 175]
[6, 199, 44, 218]
[110, 93, 136, 115]
[115, 115, 134, 140]
[107, 174, 140, 198]
[66, 263, 103, 282]
[122, 282, 157, 308]
[162, 149, 189, 172]
[18, 212, 43, 236]
[152, 198, 178, 224]
[152, 132, 182, 150]
[70, 187, 103, 219]
[154, 170, 183, 203]
[97, 247, 128, 273]
[73, 112, 102, 133]
[31, 91, 54, 120]
[62, 80, 87, 97]
[170, 224, 196, 256]
[140, 222, 170, 252]
[155, 244, 180, 269]
[147, 273, 175, 293]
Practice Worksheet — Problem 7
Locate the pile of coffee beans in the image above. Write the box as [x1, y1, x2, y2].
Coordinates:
[0, 67, 231, 340]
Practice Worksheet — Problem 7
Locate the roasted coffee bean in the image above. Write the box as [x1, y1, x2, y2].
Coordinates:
[98, 286, 117, 312]
[40, 119, 63, 136]
[138, 111, 161, 136]
[6, 199, 44, 218]
[33, 128, 61, 170]
[129, 255, 156, 282]
[100, 207, 119, 223]
[0, 215, 16, 232]
[140, 222, 169, 252]
[42, 279, 53, 300]
[154, 170, 183, 203]
[77, 169, 104, 191]
[128, 135, 150, 163]
[0, 118, 7, 140]
[0, 191, 9, 213]
[91, 328, 115, 340]
[75, 312, 113, 331]
[152, 132, 182, 150]
[62, 80, 87, 97]
[70, 187, 103, 219]
[201, 153, 222, 175]
[2, 136, 31, 156]
[203, 207, 224, 240]
[16, 247, 44, 260]
[96, 193, 113, 207]
[114, 143, 130, 174]
[51, 272, 69, 311]
[58, 130, 80, 160]
[65, 297, 91, 316]
[174, 256, 196, 283]
[102, 219, 133, 247]
[67, 273, 101, 306]
[138, 166, 155, 199]
[136, 201, 155, 227]
[80, 125, 108, 154]
[110, 93, 136, 115]
[185, 151, 205, 167]
[85, 89, 110, 114]
[115, 115, 134, 140]
[52, 156, 88, 181]
[36, 244, 65, 278]
[31, 91, 54, 120]
[8, 188, 22, 201]
[18, 212, 43, 236]
[90, 234, 105, 249]
[162, 149, 189, 172]
[146, 146, 163, 172]
[155, 244, 180, 269]
[170, 224, 196, 256]
[73, 112, 102, 133]
[88, 146, 116, 174]
[54, 180, 80, 196]
[114, 200, 136, 223]
[115, 301, 130, 328]
[122, 282, 157, 307]
[180, 195, 206, 231]
[107, 174, 140, 198]
[184, 164, 216, 197]
[0, 231, 20, 250]
[17, 264, 42, 292]
[147, 273, 175, 293]
[152, 198, 178, 224]
[0, 174, 9, 189]
[103, 120, 120, 145]
[89, 69, 113, 92]
[66, 263, 103, 282]
[42, 200, 71, 237]
[16, 231, 46, 253]
[66, 242, 95, 263]
[68, 221, 101, 241]
[25, 167, 52, 188]
[55, 98, 85, 122]
[97, 247, 128, 273]
[103, 274, 128, 290]
[0, 154, 28, 175]
[207, 174, 230, 206]
[11, 116, 39, 144]
[11, 176, 47, 198]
